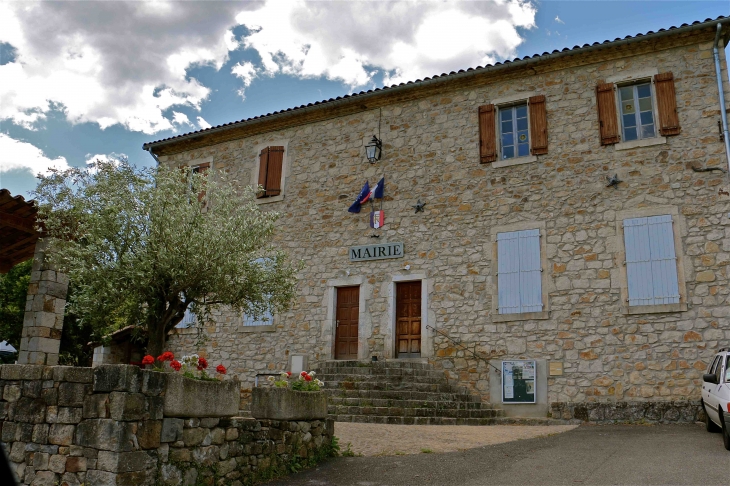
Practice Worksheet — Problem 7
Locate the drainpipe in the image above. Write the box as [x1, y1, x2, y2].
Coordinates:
[712, 23, 730, 173]
[145, 147, 161, 166]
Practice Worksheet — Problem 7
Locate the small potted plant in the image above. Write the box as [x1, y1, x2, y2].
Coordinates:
[251, 371, 328, 420]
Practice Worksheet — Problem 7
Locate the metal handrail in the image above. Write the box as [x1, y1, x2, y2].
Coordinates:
[426, 324, 501, 374]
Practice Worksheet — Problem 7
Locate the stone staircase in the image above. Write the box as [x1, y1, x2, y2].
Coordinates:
[312, 360, 506, 425]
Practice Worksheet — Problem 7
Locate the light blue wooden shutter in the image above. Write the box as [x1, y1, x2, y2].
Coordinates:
[624, 215, 679, 306]
[497, 229, 542, 314]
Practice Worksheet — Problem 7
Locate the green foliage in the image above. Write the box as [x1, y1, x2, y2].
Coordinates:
[0, 259, 31, 349]
[33, 158, 299, 355]
[244, 436, 342, 485]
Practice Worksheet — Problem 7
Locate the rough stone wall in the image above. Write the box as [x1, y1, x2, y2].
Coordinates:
[0, 364, 334, 486]
[163, 29, 730, 406]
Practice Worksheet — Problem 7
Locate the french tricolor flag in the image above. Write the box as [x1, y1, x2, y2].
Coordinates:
[370, 210, 385, 229]
[360, 177, 384, 204]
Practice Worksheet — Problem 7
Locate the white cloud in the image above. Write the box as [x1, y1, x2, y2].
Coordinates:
[235, 0, 536, 87]
[0, 134, 70, 176]
[172, 111, 192, 127]
[0, 1, 252, 134]
[555, 15, 565, 24]
[232, 61, 258, 99]
[197, 116, 212, 130]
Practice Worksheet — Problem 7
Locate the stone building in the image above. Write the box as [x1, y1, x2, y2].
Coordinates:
[144, 17, 730, 418]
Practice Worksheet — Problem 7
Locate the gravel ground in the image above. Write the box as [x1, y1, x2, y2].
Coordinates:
[334, 422, 578, 456]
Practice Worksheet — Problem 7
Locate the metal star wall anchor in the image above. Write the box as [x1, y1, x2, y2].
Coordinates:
[412, 199, 427, 213]
[606, 174, 622, 189]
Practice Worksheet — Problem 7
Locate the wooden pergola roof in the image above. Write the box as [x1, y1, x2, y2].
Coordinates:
[0, 189, 41, 273]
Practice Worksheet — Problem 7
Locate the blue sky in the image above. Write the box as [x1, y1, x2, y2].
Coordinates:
[1, 1, 728, 198]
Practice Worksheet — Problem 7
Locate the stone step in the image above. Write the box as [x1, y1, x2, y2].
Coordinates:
[327, 389, 483, 403]
[328, 405, 503, 419]
[314, 367, 446, 379]
[330, 415, 503, 426]
[322, 380, 467, 394]
[328, 397, 491, 410]
[331, 415, 576, 426]
[314, 360, 432, 370]
[317, 374, 446, 386]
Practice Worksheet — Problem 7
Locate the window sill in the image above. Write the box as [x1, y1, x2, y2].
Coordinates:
[614, 137, 667, 151]
[241, 325, 276, 333]
[622, 303, 687, 315]
[492, 310, 550, 323]
[492, 155, 538, 169]
[256, 195, 285, 205]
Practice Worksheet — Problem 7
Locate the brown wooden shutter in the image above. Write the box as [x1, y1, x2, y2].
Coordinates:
[257, 148, 269, 198]
[478, 104, 497, 163]
[196, 162, 210, 201]
[596, 82, 620, 145]
[265, 146, 284, 196]
[654, 72, 680, 136]
[528, 95, 548, 155]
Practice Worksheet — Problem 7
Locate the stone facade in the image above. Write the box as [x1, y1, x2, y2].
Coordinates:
[155, 22, 730, 412]
[0, 364, 334, 485]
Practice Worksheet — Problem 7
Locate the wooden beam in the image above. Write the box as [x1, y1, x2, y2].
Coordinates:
[0, 210, 37, 233]
[0, 233, 39, 256]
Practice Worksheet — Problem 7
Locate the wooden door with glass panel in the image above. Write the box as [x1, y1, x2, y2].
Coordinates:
[335, 286, 359, 360]
[396, 281, 422, 358]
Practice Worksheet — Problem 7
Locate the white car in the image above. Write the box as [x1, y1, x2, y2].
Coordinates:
[701, 347, 730, 451]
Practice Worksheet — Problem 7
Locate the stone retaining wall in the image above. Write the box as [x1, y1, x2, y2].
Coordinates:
[0, 364, 335, 486]
[550, 400, 703, 423]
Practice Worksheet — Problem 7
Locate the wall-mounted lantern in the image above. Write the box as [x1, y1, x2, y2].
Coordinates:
[365, 135, 382, 163]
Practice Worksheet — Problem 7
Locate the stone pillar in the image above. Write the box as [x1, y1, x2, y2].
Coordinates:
[18, 239, 68, 365]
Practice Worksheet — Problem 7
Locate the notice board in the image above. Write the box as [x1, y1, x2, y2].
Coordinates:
[501, 360, 536, 404]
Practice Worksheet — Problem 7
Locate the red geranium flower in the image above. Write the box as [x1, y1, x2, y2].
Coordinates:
[304, 374, 312, 382]
[170, 360, 182, 371]
[157, 351, 174, 362]
[197, 357, 208, 370]
[141, 355, 155, 365]
[300, 371, 307, 377]
[286, 371, 292, 377]
[216, 364, 227, 375]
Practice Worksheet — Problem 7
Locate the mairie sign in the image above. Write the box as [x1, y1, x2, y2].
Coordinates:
[349, 242, 404, 262]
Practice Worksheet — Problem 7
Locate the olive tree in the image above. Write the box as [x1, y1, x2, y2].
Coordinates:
[33, 159, 298, 356]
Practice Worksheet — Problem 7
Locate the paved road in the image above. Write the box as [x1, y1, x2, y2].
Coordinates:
[271, 424, 729, 485]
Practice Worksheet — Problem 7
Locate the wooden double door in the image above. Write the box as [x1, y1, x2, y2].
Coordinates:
[396, 281, 422, 358]
[335, 286, 359, 360]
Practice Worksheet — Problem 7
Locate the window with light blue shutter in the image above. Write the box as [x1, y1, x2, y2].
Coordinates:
[497, 229, 543, 314]
[623, 215, 680, 306]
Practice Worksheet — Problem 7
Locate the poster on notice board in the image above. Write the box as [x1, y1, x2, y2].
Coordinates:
[501, 360, 536, 404]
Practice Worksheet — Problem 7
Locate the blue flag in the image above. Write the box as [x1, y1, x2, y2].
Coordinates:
[348, 181, 370, 213]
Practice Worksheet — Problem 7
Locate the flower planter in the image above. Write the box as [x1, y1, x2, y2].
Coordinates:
[251, 386, 328, 420]
[163, 373, 240, 417]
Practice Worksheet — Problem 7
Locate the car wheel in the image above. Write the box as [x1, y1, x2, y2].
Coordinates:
[704, 403, 720, 433]
[723, 419, 730, 451]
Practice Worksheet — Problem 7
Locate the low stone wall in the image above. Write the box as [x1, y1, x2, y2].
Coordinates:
[0, 364, 335, 486]
[550, 400, 703, 423]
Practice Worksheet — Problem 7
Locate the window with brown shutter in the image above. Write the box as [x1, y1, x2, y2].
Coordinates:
[192, 162, 210, 201]
[596, 82, 620, 145]
[256, 146, 285, 198]
[528, 95, 548, 155]
[654, 72, 680, 136]
[478, 104, 497, 163]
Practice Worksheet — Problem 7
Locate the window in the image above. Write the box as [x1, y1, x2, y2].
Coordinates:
[496, 229, 543, 315]
[177, 308, 196, 329]
[596, 72, 680, 146]
[478, 95, 547, 164]
[618, 83, 656, 142]
[725, 356, 730, 382]
[256, 146, 284, 199]
[623, 215, 680, 307]
[499, 104, 530, 160]
[243, 309, 273, 327]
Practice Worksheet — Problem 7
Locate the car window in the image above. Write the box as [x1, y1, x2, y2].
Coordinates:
[709, 356, 720, 374]
[725, 356, 730, 382]
[715, 357, 723, 382]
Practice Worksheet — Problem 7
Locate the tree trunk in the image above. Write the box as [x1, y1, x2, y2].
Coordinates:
[145, 298, 168, 357]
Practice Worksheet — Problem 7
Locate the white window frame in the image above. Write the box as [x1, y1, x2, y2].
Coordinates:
[242, 257, 277, 332]
[490, 221, 550, 323]
[498, 103, 531, 162]
[616, 81, 658, 143]
[489, 92, 538, 168]
[252, 140, 289, 205]
[615, 206, 688, 315]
